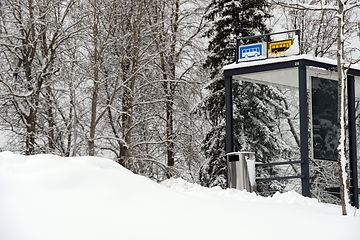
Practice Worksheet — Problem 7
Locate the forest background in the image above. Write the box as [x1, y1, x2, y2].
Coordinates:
[0, 0, 359, 204]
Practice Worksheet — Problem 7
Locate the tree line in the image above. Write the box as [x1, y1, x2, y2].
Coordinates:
[0, 0, 208, 182]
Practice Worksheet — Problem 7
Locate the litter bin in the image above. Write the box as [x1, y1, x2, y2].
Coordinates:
[227, 152, 256, 192]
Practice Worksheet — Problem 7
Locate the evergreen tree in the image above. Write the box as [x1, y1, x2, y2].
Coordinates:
[199, 0, 293, 195]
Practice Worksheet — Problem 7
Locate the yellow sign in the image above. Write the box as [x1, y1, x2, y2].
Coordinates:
[268, 39, 293, 54]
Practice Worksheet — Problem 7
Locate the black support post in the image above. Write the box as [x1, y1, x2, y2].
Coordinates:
[236, 39, 240, 64]
[298, 65, 311, 197]
[225, 75, 234, 189]
[225, 75, 234, 154]
[347, 75, 359, 208]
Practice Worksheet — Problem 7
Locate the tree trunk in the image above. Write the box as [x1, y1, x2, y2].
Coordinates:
[336, 0, 351, 216]
[166, 97, 175, 168]
[46, 87, 55, 151]
[89, 80, 98, 156]
[121, 87, 132, 168]
[89, 2, 99, 156]
[26, 111, 36, 155]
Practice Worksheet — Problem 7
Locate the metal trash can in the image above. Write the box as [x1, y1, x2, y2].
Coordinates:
[227, 152, 256, 192]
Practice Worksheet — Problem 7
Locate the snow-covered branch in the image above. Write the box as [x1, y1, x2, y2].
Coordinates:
[271, 0, 337, 11]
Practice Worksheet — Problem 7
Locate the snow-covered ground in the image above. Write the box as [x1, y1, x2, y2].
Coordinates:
[0, 152, 359, 240]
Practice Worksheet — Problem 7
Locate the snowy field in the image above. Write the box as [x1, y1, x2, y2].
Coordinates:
[0, 152, 359, 240]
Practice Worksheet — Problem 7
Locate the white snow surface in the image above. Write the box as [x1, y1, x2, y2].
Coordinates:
[0, 152, 359, 240]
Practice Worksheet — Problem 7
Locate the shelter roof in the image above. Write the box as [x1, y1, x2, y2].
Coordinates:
[223, 54, 360, 77]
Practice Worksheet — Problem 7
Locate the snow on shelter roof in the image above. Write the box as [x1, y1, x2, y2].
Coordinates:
[222, 54, 360, 99]
[223, 54, 360, 72]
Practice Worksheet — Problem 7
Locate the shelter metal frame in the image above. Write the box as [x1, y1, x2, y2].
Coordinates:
[223, 55, 360, 208]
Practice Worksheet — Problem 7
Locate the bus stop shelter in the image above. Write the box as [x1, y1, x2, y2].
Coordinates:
[223, 54, 360, 208]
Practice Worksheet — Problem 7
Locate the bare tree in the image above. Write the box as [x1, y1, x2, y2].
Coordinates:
[146, 0, 207, 177]
[0, 0, 80, 155]
[0, 0, 209, 183]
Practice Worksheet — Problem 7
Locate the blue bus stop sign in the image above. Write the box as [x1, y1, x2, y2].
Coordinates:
[239, 43, 264, 60]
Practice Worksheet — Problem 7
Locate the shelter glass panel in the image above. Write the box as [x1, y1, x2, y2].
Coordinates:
[311, 76, 338, 161]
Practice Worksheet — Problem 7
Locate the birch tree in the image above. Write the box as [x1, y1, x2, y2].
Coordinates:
[273, 0, 360, 215]
[270, 1, 351, 204]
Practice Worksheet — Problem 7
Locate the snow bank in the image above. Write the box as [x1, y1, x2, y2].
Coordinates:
[0, 152, 359, 240]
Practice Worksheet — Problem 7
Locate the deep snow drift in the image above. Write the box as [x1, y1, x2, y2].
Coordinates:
[0, 152, 359, 240]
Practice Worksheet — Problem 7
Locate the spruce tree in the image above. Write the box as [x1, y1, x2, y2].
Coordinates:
[199, 0, 293, 195]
